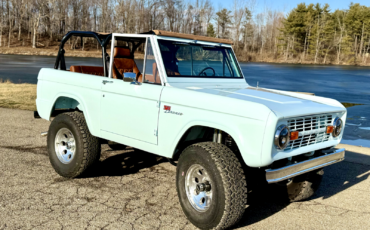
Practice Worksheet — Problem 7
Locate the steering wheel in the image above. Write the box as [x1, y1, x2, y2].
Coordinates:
[198, 67, 216, 77]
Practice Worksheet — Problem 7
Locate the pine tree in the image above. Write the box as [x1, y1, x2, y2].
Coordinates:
[216, 8, 232, 39]
[280, 3, 316, 61]
[206, 23, 215, 37]
[345, 3, 370, 63]
[242, 7, 252, 52]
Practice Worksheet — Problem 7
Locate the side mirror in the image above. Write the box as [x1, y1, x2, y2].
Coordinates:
[123, 72, 136, 82]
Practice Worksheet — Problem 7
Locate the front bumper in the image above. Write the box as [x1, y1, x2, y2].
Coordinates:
[266, 148, 345, 183]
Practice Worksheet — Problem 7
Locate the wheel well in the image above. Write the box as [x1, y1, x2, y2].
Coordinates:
[50, 97, 82, 117]
[54, 97, 80, 110]
[173, 126, 243, 164]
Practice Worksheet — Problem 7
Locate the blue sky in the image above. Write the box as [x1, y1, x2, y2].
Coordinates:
[213, 0, 370, 14]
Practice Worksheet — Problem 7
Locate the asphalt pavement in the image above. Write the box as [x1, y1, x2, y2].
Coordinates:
[0, 108, 369, 230]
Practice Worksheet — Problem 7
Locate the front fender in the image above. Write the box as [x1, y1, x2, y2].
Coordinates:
[158, 112, 269, 167]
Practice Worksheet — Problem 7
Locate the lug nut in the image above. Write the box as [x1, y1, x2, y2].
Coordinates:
[196, 183, 205, 192]
[196, 182, 211, 193]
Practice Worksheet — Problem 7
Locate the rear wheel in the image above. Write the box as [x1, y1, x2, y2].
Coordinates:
[47, 111, 101, 178]
[176, 142, 247, 230]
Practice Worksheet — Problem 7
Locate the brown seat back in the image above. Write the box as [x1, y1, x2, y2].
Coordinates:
[151, 63, 162, 83]
[70, 66, 105, 76]
[161, 51, 180, 76]
[112, 47, 141, 80]
[137, 63, 161, 84]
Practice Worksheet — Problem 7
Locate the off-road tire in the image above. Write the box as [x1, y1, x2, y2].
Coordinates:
[275, 169, 324, 202]
[107, 141, 126, 151]
[176, 142, 247, 230]
[47, 111, 101, 178]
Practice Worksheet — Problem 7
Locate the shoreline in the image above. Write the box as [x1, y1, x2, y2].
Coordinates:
[247, 59, 370, 67]
[1, 47, 370, 67]
[0, 47, 143, 59]
[0, 47, 102, 58]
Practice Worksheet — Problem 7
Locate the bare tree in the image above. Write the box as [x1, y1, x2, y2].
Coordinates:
[31, 0, 47, 48]
[0, 0, 3, 47]
[162, 0, 178, 32]
[7, 0, 11, 47]
[233, 0, 246, 52]
[0, 0, 367, 66]
[14, 0, 26, 41]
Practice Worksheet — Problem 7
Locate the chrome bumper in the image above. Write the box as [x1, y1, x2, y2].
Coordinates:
[266, 148, 345, 184]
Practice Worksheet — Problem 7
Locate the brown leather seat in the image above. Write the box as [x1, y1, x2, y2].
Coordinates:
[137, 63, 161, 83]
[161, 51, 180, 76]
[152, 63, 161, 83]
[70, 66, 105, 76]
[112, 47, 141, 80]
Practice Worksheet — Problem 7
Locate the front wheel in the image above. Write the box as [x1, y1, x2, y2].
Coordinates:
[176, 142, 247, 230]
[47, 112, 101, 178]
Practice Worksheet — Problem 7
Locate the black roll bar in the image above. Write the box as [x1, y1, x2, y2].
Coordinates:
[54, 31, 112, 77]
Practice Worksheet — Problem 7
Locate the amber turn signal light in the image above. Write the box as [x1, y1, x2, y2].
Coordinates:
[290, 131, 299, 141]
[326, 126, 334, 134]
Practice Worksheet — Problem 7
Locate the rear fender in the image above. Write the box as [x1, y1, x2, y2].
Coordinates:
[45, 94, 97, 136]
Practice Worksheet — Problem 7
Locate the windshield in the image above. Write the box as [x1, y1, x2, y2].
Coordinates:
[157, 39, 243, 78]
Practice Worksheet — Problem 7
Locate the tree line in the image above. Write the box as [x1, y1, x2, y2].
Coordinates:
[0, 0, 369, 65]
[281, 3, 370, 65]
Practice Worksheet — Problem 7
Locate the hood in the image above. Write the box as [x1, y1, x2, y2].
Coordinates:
[183, 86, 346, 118]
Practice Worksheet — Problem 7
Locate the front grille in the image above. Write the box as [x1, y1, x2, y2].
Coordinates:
[285, 114, 333, 151]
[287, 114, 333, 132]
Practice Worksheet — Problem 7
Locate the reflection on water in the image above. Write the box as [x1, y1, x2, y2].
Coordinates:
[0, 54, 104, 84]
[341, 139, 370, 147]
[1, 55, 370, 146]
[241, 62, 370, 105]
[241, 62, 370, 147]
[340, 105, 370, 147]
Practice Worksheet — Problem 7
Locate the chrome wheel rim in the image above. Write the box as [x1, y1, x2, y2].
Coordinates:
[185, 164, 213, 212]
[54, 128, 76, 164]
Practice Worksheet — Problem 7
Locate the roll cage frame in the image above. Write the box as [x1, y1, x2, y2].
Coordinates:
[54, 31, 113, 77]
[53, 30, 244, 82]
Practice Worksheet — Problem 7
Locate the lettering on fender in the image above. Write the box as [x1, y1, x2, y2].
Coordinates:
[164, 105, 183, 116]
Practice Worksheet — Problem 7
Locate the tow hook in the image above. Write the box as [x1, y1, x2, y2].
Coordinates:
[41, 132, 48, 137]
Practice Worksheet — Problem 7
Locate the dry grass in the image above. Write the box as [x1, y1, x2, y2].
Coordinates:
[0, 80, 37, 111]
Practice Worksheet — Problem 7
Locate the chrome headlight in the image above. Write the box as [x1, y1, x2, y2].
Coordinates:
[333, 117, 343, 138]
[275, 125, 290, 150]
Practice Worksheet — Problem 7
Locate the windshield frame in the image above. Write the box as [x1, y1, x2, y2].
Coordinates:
[157, 38, 244, 79]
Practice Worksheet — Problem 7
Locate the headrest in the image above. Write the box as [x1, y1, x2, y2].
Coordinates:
[70, 66, 82, 73]
[114, 47, 131, 58]
[161, 51, 174, 62]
